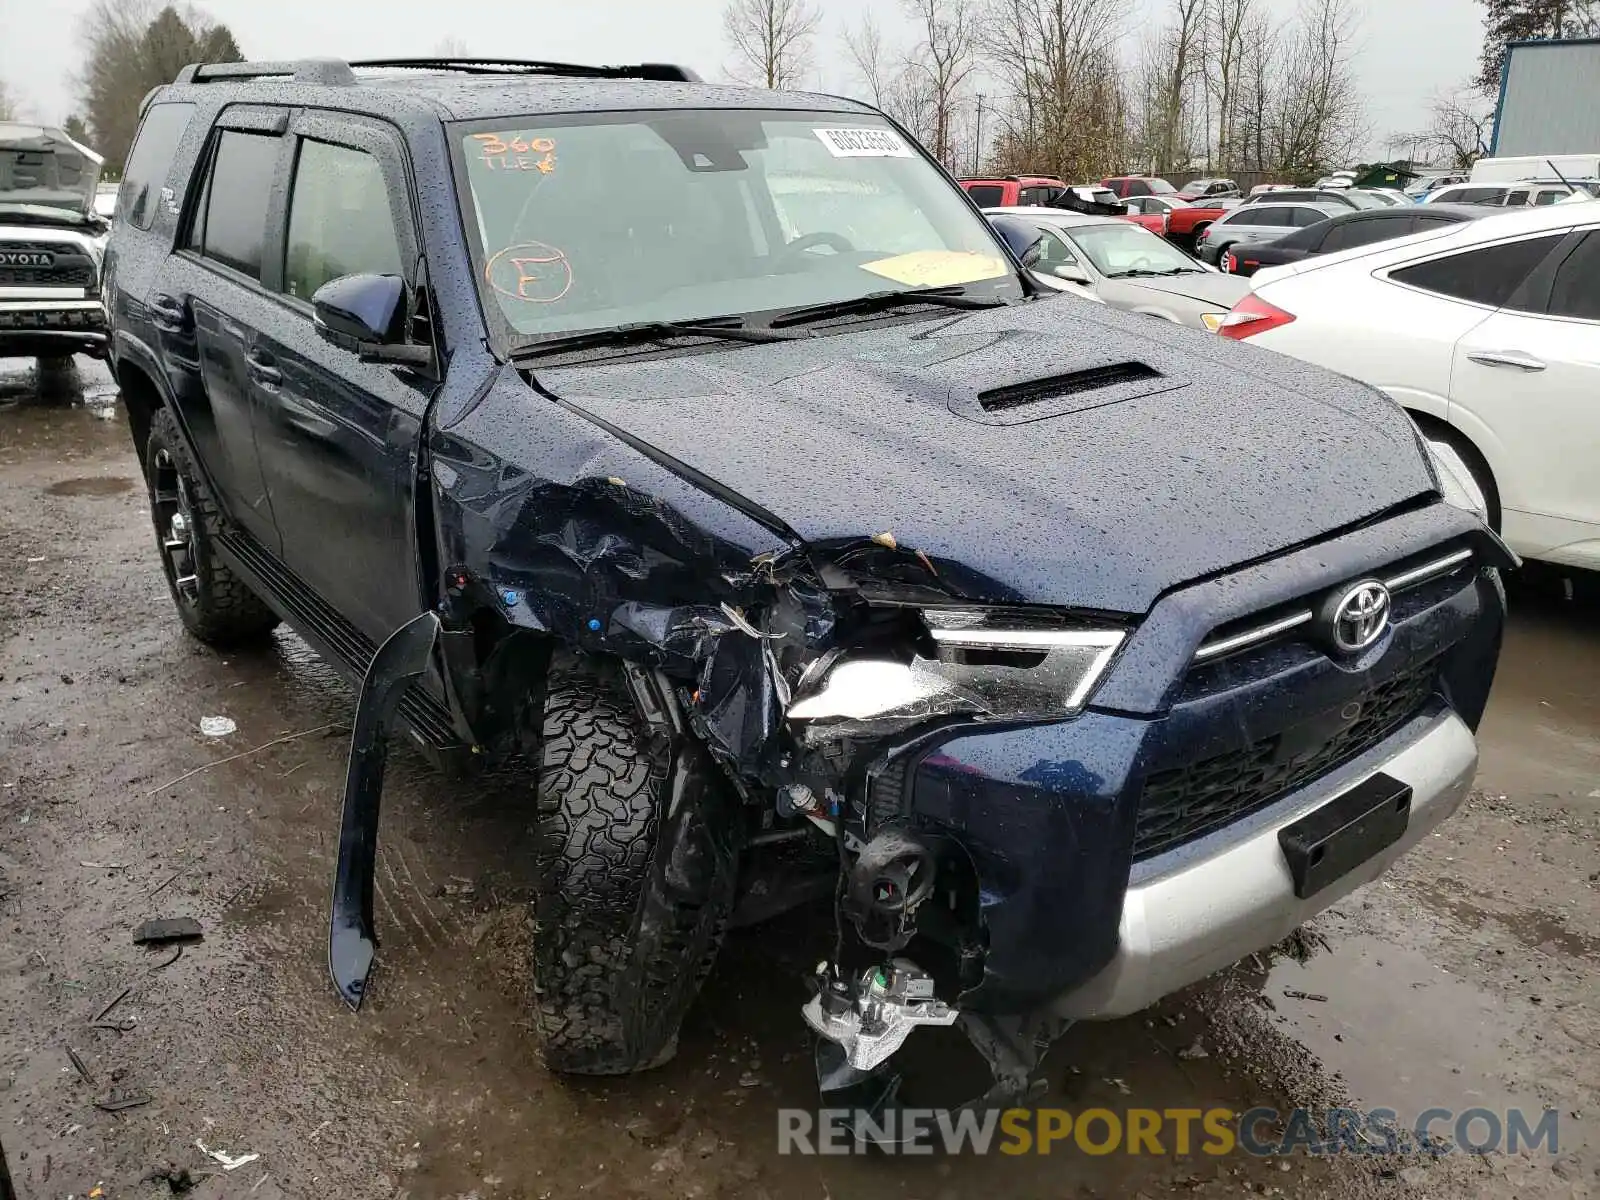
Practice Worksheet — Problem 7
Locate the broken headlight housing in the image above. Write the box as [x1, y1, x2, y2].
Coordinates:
[786, 609, 1125, 735]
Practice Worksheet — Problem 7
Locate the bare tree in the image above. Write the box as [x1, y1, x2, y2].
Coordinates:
[1233, 8, 1281, 171]
[723, 0, 821, 89]
[430, 36, 470, 57]
[979, 0, 1125, 178]
[1127, 0, 1205, 174]
[1263, 0, 1367, 176]
[842, 14, 890, 105]
[1203, 0, 1256, 170]
[904, 0, 978, 169]
[0, 81, 16, 122]
[1424, 88, 1494, 168]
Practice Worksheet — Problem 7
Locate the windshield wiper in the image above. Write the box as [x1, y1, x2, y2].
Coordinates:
[771, 286, 1009, 327]
[511, 317, 805, 360]
[1108, 267, 1201, 278]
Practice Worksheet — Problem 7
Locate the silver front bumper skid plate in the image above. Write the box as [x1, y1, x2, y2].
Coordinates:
[1055, 709, 1477, 1019]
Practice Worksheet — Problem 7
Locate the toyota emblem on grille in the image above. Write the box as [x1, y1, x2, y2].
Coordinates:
[1321, 580, 1391, 654]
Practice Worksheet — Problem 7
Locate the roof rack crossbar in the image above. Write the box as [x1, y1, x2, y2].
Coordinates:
[347, 57, 702, 82]
[176, 59, 358, 86]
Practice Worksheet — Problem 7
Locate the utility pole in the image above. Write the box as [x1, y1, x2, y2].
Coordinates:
[973, 94, 984, 174]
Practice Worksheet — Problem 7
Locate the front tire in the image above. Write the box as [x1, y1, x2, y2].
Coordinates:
[144, 407, 280, 647]
[531, 658, 739, 1075]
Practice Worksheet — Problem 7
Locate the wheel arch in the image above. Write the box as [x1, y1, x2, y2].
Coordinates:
[1405, 408, 1502, 530]
[113, 356, 167, 464]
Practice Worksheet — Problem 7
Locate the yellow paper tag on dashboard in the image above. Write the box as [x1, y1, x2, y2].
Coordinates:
[860, 251, 1009, 288]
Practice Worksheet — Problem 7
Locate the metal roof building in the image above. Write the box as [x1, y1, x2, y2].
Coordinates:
[1491, 37, 1600, 156]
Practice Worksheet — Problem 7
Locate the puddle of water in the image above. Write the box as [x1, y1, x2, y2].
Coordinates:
[44, 476, 135, 497]
[1262, 932, 1589, 1150]
[1478, 589, 1600, 799]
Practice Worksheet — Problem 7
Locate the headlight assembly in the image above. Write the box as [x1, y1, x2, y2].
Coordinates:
[786, 609, 1125, 732]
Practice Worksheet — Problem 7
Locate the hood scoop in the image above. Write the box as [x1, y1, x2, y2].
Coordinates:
[954, 356, 1186, 426]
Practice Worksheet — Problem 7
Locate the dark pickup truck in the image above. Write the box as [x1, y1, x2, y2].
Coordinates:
[105, 56, 1508, 1109]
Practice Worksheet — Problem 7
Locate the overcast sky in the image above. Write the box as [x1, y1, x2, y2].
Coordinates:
[0, 0, 1485, 154]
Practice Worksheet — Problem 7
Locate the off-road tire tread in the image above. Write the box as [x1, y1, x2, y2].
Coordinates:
[531, 663, 734, 1075]
[145, 407, 279, 647]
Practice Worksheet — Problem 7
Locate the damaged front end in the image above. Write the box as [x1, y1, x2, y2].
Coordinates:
[329, 379, 1125, 1104]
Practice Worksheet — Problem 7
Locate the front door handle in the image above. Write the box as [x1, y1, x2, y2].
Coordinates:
[150, 293, 187, 330]
[1467, 349, 1546, 371]
[246, 348, 282, 386]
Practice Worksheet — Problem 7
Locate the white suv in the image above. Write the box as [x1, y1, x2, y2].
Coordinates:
[1219, 203, 1600, 572]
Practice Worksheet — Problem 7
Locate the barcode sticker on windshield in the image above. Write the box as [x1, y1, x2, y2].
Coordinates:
[813, 128, 914, 158]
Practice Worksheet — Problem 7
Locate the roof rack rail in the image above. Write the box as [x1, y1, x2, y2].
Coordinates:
[175, 58, 358, 86]
[348, 58, 702, 83]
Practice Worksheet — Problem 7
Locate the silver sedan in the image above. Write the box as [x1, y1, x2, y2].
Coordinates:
[985, 207, 1250, 331]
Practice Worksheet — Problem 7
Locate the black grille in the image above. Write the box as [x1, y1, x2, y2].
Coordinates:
[0, 264, 95, 287]
[1133, 660, 1439, 861]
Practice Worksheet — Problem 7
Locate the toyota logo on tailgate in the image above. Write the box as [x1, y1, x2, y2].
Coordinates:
[1320, 579, 1392, 654]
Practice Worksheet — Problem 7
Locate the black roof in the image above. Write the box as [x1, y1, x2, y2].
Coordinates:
[154, 57, 876, 123]
[1327, 203, 1491, 223]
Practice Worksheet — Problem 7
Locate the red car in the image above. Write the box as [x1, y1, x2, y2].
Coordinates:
[1122, 194, 1235, 248]
[1101, 175, 1180, 199]
[958, 175, 1068, 208]
[962, 176, 1164, 236]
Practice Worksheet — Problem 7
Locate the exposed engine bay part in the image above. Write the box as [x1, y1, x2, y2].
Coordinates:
[802, 959, 958, 1074]
[806, 961, 1064, 1145]
[841, 827, 937, 951]
[328, 609, 441, 1009]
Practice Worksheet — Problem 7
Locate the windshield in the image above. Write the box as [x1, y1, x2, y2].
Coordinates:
[1066, 223, 1201, 276]
[1145, 178, 1177, 194]
[454, 110, 1021, 343]
[1341, 191, 1385, 209]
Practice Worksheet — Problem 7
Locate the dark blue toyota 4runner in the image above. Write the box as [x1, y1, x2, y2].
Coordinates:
[105, 57, 1508, 1103]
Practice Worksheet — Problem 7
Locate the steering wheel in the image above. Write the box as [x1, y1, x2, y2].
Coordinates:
[774, 230, 857, 270]
[1126, 255, 1159, 271]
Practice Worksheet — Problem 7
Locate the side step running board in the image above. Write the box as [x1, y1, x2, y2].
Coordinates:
[215, 529, 461, 750]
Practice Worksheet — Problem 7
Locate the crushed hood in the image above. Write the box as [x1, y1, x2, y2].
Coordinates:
[535, 300, 1436, 614]
[0, 123, 103, 215]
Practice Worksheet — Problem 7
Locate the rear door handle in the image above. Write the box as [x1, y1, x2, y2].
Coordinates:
[246, 348, 282, 386]
[1467, 349, 1546, 372]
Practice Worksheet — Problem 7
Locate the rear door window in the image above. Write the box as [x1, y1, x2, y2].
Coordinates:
[964, 184, 1004, 207]
[189, 130, 282, 280]
[1546, 232, 1600, 320]
[1290, 208, 1328, 227]
[1322, 216, 1406, 251]
[1391, 234, 1567, 308]
[1248, 207, 1291, 226]
[120, 102, 197, 229]
[1018, 185, 1053, 206]
[1534, 189, 1567, 207]
[282, 138, 403, 302]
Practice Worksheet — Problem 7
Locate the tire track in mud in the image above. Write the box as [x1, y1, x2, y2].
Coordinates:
[379, 855, 443, 951]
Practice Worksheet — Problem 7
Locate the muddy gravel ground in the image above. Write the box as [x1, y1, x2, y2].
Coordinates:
[1, 358, 1596, 1200]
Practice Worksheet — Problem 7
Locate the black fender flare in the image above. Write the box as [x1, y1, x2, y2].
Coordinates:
[328, 610, 441, 1009]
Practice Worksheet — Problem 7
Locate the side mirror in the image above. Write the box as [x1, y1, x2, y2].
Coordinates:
[1051, 262, 1092, 285]
[312, 273, 432, 369]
